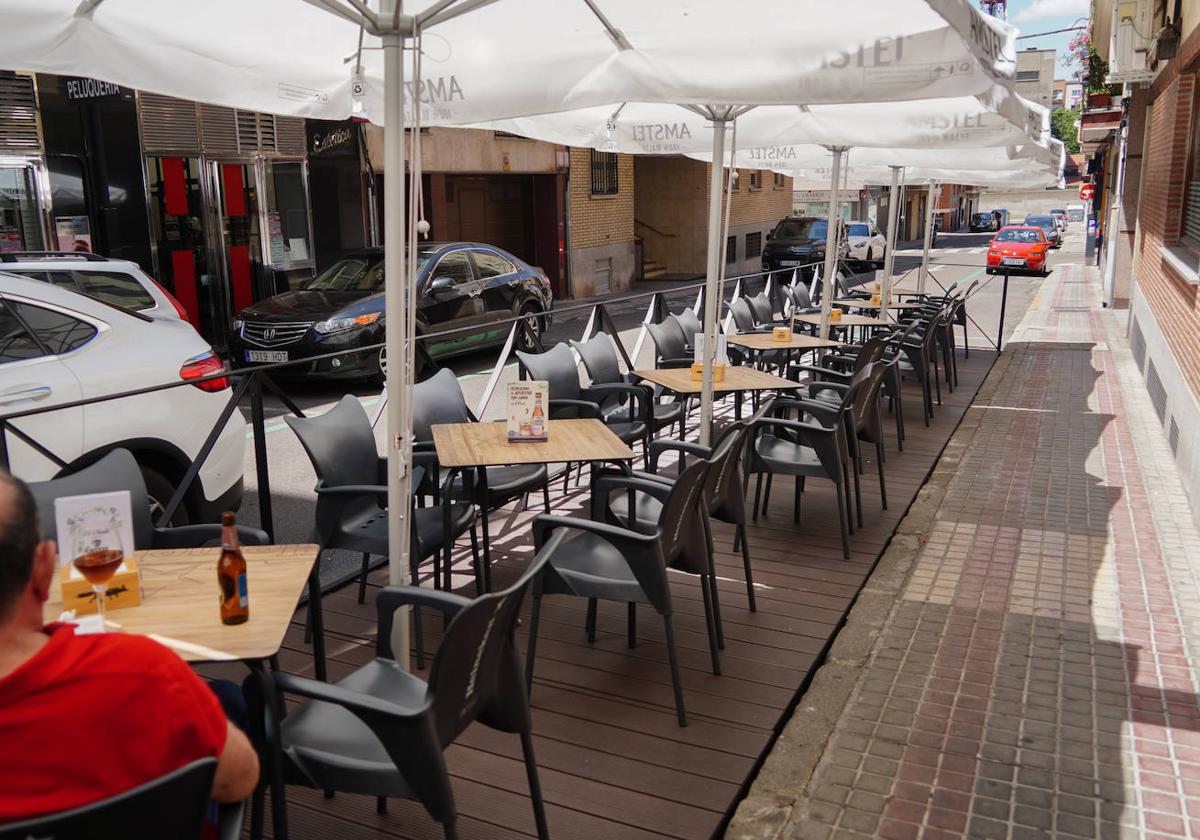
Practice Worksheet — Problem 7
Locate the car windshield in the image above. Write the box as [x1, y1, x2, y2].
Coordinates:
[972, 214, 991, 224]
[1051, 209, 1066, 215]
[1025, 216, 1053, 227]
[996, 229, 1043, 243]
[773, 219, 826, 239]
[848, 224, 869, 236]
[303, 252, 434, 292]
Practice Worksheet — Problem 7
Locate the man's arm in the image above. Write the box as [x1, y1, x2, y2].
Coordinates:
[211, 720, 260, 803]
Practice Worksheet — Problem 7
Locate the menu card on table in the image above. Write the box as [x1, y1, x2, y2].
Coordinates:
[692, 333, 728, 366]
[507, 381, 549, 442]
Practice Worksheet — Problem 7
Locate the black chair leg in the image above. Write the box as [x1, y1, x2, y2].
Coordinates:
[763, 474, 773, 514]
[469, 525, 483, 596]
[357, 552, 370, 605]
[586, 597, 598, 642]
[738, 523, 757, 611]
[250, 786, 264, 840]
[377, 797, 388, 815]
[752, 473, 764, 521]
[411, 558, 426, 671]
[853, 453, 864, 528]
[793, 475, 801, 524]
[443, 819, 460, 840]
[525, 591, 543, 690]
[542, 482, 551, 514]
[627, 602, 637, 648]
[708, 567, 725, 650]
[307, 566, 327, 682]
[521, 731, 551, 840]
[877, 440, 888, 510]
[835, 481, 850, 560]
[699, 574, 721, 675]
[663, 614, 688, 727]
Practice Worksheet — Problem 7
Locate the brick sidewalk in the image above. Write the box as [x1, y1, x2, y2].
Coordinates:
[728, 261, 1200, 840]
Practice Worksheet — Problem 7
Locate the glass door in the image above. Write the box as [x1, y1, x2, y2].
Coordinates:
[146, 156, 217, 338]
[209, 159, 265, 349]
[0, 161, 49, 253]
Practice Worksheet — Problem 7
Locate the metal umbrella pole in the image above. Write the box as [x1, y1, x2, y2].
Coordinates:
[816, 146, 845, 339]
[880, 164, 903, 316]
[697, 113, 728, 447]
[381, 0, 412, 668]
[918, 181, 937, 295]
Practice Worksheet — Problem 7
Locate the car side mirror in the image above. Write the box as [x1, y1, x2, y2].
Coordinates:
[765, 232, 773, 241]
[429, 276, 454, 294]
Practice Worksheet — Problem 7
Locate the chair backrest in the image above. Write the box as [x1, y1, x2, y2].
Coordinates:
[657, 457, 712, 577]
[27, 448, 155, 550]
[850, 335, 887, 373]
[673, 307, 702, 343]
[516, 343, 582, 402]
[420, 545, 555, 747]
[847, 361, 888, 432]
[412, 367, 473, 443]
[729, 297, 756, 332]
[647, 317, 689, 363]
[0, 758, 217, 840]
[747, 292, 774, 325]
[792, 282, 813, 308]
[703, 420, 751, 521]
[286, 396, 379, 489]
[571, 333, 623, 386]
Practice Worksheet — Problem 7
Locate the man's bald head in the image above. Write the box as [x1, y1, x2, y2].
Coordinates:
[0, 472, 39, 622]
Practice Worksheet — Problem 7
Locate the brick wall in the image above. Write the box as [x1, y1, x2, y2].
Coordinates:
[726, 169, 794, 227]
[568, 148, 635, 249]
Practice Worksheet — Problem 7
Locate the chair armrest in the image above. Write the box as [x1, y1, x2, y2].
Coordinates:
[549, 398, 601, 419]
[152, 524, 270, 550]
[755, 415, 836, 442]
[272, 671, 422, 718]
[375, 586, 472, 659]
[794, 364, 851, 382]
[657, 356, 694, 369]
[583, 383, 650, 421]
[647, 439, 712, 474]
[315, 483, 390, 497]
[531, 514, 656, 553]
[809, 381, 849, 397]
[592, 472, 674, 504]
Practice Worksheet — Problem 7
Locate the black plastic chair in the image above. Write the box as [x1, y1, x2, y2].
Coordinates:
[896, 307, 946, 425]
[572, 333, 684, 440]
[247, 541, 558, 840]
[28, 448, 269, 551]
[286, 396, 479, 677]
[412, 368, 549, 591]
[673, 306, 703, 348]
[526, 458, 715, 727]
[646, 315, 694, 369]
[0, 758, 242, 840]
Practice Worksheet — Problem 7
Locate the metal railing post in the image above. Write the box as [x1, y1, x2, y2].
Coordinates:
[249, 373, 275, 542]
[996, 268, 1011, 352]
[0, 419, 8, 471]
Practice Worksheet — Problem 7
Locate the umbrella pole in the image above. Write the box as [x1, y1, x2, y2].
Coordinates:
[817, 147, 845, 339]
[880, 165, 902, 317]
[919, 181, 936, 295]
[698, 115, 728, 447]
[382, 16, 412, 668]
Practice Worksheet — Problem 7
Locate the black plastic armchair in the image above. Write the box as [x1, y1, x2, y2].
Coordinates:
[526, 458, 715, 727]
[573, 333, 684, 441]
[646, 315, 694, 369]
[246, 540, 558, 840]
[673, 306, 703, 348]
[286, 396, 479, 677]
[28, 448, 269, 552]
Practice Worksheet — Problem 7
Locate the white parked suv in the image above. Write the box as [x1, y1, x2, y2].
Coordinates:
[846, 220, 887, 267]
[0, 272, 245, 524]
[0, 251, 189, 321]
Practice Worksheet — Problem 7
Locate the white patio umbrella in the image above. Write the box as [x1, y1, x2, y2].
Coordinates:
[0, 0, 1020, 618]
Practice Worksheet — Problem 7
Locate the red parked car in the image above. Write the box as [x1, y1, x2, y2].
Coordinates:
[986, 225, 1049, 276]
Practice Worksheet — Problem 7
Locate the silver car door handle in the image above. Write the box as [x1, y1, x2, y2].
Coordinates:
[0, 386, 52, 406]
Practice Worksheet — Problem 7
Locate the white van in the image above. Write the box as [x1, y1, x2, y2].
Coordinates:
[1067, 204, 1085, 223]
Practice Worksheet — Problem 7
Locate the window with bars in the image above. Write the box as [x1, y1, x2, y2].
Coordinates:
[745, 231, 762, 258]
[590, 150, 619, 196]
[773, 172, 786, 189]
[725, 235, 736, 264]
[1015, 70, 1040, 82]
[1184, 96, 1200, 246]
[749, 170, 762, 190]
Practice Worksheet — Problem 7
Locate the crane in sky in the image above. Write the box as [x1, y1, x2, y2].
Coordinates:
[980, 0, 1007, 19]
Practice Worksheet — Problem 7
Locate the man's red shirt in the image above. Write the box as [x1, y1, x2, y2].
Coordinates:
[0, 624, 228, 822]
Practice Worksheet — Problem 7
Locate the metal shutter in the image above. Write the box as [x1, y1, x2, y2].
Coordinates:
[1185, 182, 1200, 243]
[0, 72, 42, 153]
[138, 93, 199, 153]
[274, 117, 306, 155]
[199, 103, 239, 153]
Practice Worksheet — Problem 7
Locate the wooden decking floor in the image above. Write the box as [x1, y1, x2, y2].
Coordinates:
[209, 349, 996, 840]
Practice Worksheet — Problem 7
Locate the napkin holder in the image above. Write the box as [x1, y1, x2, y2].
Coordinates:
[830, 309, 843, 322]
[771, 326, 791, 342]
[690, 363, 725, 382]
[60, 557, 141, 616]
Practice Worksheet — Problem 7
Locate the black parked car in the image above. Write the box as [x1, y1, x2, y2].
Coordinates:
[230, 242, 553, 381]
[760, 216, 848, 273]
[1023, 215, 1062, 249]
[970, 212, 998, 233]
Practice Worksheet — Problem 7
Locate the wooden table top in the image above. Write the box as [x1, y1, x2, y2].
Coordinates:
[832, 298, 925, 310]
[793, 313, 891, 328]
[431, 418, 634, 468]
[727, 332, 841, 351]
[45, 544, 319, 663]
[634, 365, 801, 395]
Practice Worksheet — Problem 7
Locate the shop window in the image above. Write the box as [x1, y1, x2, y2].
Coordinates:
[774, 172, 787, 189]
[264, 162, 313, 271]
[745, 231, 762, 258]
[590, 150, 619, 196]
[749, 170, 762, 190]
[725, 235, 736, 264]
[0, 166, 46, 252]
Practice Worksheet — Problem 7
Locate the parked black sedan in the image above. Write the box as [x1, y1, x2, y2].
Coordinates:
[229, 242, 553, 381]
[760, 216, 849, 274]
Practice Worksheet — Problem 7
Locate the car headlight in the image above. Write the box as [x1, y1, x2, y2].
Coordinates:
[232, 319, 244, 335]
[313, 312, 381, 335]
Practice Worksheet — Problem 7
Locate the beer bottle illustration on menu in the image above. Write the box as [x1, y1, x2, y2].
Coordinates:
[218, 511, 250, 625]
[531, 391, 546, 438]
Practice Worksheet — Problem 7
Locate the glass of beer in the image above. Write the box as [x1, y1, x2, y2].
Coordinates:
[67, 508, 125, 624]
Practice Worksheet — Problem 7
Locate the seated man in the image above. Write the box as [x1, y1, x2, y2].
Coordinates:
[0, 472, 259, 822]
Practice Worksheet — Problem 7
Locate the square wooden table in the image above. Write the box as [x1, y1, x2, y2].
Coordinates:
[727, 332, 841, 352]
[634, 365, 800, 419]
[431, 418, 634, 468]
[831, 298, 925, 311]
[45, 544, 319, 663]
[793, 313, 890, 328]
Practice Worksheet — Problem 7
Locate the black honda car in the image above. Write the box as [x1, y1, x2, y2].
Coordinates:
[760, 216, 849, 273]
[229, 242, 553, 381]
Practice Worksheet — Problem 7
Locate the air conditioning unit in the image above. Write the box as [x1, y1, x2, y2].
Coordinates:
[1109, 0, 1155, 83]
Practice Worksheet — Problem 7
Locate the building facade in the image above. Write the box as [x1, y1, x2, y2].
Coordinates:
[1088, 0, 1200, 522]
[1015, 48, 1057, 110]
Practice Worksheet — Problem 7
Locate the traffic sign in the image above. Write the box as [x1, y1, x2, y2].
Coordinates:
[1080, 183, 1095, 201]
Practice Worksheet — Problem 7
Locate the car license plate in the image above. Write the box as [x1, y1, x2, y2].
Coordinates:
[1001, 257, 1025, 266]
[246, 350, 289, 363]
[779, 260, 804, 267]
